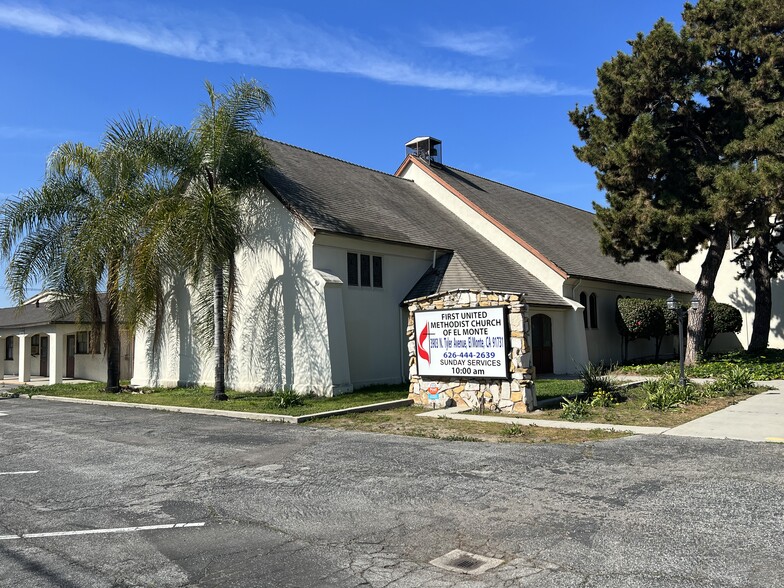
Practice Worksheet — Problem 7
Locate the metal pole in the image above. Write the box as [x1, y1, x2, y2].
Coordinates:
[678, 309, 686, 386]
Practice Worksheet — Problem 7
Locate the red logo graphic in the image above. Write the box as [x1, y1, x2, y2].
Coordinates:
[417, 323, 430, 364]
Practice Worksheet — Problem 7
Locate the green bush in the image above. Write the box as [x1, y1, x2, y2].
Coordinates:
[579, 361, 618, 395]
[590, 387, 616, 408]
[704, 302, 743, 351]
[716, 365, 755, 393]
[615, 349, 784, 381]
[272, 389, 305, 408]
[641, 375, 699, 410]
[561, 397, 591, 421]
[616, 298, 667, 340]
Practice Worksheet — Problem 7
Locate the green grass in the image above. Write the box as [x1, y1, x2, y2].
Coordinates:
[616, 349, 784, 380]
[28, 382, 409, 416]
[534, 378, 584, 400]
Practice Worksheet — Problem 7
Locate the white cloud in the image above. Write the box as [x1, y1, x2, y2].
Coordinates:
[423, 28, 525, 58]
[0, 4, 586, 96]
[0, 125, 74, 140]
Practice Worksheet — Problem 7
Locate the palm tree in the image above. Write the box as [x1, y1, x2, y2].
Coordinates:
[141, 79, 274, 400]
[0, 118, 177, 392]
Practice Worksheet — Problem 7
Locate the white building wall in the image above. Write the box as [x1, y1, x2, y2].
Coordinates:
[678, 246, 783, 350]
[132, 192, 335, 394]
[313, 234, 434, 389]
[398, 161, 568, 295]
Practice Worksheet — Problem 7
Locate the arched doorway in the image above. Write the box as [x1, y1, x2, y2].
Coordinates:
[531, 314, 553, 374]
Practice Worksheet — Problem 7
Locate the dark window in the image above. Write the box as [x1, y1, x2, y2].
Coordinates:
[347, 252, 358, 286]
[5, 337, 13, 360]
[360, 254, 371, 287]
[579, 292, 588, 328]
[76, 331, 90, 354]
[589, 293, 598, 329]
[372, 256, 383, 288]
[31, 334, 40, 356]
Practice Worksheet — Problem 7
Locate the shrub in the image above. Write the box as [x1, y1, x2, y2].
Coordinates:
[561, 397, 591, 421]
[272, 389, 304, 408]
[580, 361, 618, 395]
[590, 387, 616, 408]
[641, 376, 699, 410]
[704, 302, 743, 351]
[716, 365, 755, 393]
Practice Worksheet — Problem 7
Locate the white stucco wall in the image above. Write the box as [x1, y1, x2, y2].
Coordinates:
[678, 245, 783, 350]
[313, 233, 435, 389]
[132, 191, 335, 394]
[398, 161, 568, 295]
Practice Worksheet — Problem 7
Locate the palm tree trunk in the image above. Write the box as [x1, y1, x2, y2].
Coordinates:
[213, 261, 228, 400]
[685, 225, 729, 365]
[749, 234, 772, 351]
[224, 255, 236, 375]
[105, 259, 122, 393]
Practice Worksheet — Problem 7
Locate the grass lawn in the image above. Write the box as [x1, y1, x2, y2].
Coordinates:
[616, 349, 784, 380]
[26, 382, 408, 416]
[508, 385, 760, 428]
[308, 406, 629, 443]
[534, 378, 584, 400]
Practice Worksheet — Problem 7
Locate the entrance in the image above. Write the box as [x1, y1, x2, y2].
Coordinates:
[66, 335, 75, 378]
[531, 314, 554, 374]
[39, 336, 48, 378]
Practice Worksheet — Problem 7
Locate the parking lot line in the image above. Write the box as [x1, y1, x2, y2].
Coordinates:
[0, 522, 206, 541]
[0, 412, 7, 417]
[0, 470, 39, 475]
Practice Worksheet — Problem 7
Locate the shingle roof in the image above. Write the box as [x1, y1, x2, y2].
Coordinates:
[0, 298, 97, 330]
[422, 162, 695, 293]
[404, 252, 486, 301]
[261, 140, 568, 306]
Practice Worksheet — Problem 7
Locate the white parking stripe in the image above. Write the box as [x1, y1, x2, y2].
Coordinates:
[0, 522, 205, 541]
[0, 471, 39, 476]
[0, 412, 7, 417]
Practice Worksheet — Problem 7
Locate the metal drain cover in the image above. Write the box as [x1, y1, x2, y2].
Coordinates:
[429, 549, 504, 575]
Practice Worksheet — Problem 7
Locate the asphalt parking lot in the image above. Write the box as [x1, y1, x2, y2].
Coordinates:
[1, 398, 783, 587]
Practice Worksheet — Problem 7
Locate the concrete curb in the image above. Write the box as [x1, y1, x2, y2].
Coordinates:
[30, 395, 413, 424]
[417, 408, 669, 435]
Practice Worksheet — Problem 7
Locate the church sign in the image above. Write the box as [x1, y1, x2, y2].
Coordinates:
[414, 306, 508, 379]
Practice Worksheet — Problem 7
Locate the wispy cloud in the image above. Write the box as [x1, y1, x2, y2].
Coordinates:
[0, 4, 586, 96]
[423, 28, 525, 58]
[0, 125, 75, 140]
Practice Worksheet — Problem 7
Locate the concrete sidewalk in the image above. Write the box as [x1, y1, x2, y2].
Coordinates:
[665, 380, 784, 443]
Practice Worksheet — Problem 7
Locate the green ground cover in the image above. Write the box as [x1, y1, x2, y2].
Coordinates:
[533, 378, 584, 400]
[616, 349, 784, 380]
[25, 382, 408, 416]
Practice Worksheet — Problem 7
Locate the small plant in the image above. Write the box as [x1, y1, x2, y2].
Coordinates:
[590, 387, 616, 408]
[561, 396, 591, 421]
[272, 389, 304, 408]
[699, 381, 724, 398]
[579, 361, 618, 395]
[716, 365, 755, 393]
[500, 423, 527, 437]
[641, 376, 699, 411]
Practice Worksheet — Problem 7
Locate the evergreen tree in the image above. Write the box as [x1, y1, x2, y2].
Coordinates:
[570, 0, 783, 363]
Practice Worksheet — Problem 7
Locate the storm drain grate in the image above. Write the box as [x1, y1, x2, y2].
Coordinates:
[429, 549, 504, 575]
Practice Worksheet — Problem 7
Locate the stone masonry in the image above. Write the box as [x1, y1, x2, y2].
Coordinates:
[406, 289, 535, 413]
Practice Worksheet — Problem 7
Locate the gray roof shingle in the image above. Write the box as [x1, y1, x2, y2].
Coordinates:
[424, 162, 695, 293]
[261, 140, 568, 306]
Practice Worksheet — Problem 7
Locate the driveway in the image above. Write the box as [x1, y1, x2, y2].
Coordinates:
[0, 399, 782, 587]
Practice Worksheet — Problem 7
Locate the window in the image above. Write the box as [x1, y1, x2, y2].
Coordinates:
[346, 252, 383, 288]
[31, 335, 40, 356]
[76, 331, 90, 354]
[5, 337, 13, 360]
[579, 292, 588, 328]
[360, 254, 371, 287]
[589, 293, 598, 329]
[372, 256, 383, 288]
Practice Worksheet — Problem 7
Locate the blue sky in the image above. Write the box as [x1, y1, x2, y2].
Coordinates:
[0, 1, 686, 304]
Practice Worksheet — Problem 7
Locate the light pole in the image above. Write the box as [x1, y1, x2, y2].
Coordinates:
[667, 294, 700, 386]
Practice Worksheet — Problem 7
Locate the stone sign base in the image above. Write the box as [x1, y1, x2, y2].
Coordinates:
[405, 289, 535, 413]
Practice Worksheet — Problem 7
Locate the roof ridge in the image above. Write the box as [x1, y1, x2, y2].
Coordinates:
[440, 162, 596, 216]
[263, 137, 415, 184]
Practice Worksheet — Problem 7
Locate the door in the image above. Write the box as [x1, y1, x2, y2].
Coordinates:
[39, 336, 48, 378]
[531, 314, 554, 375]
[66, 335, 75, 378]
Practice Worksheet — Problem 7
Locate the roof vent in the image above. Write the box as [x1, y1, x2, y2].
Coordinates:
[406, 136, 441, 165]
